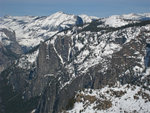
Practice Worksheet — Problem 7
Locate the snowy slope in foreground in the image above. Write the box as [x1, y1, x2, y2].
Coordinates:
[67, 84, 150, 113]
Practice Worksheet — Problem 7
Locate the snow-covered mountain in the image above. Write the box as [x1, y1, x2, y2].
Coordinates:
[103, 13, 150, 27]
[0, 12, 96, 49]
[79, 14, 99, 23]
[1, 12, 150, 49]
[0, 12, 150, 113]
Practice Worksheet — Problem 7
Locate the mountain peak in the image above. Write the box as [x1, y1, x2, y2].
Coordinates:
[49, 11, 71, 17]
[52, 11, 65, 15]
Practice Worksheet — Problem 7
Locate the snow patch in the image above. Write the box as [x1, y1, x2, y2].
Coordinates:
[18, 49, 39, 69]
[104, 15, 128, 27]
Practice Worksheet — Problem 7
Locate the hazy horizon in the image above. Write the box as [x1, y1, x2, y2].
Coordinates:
[0, 0, 150, 17]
